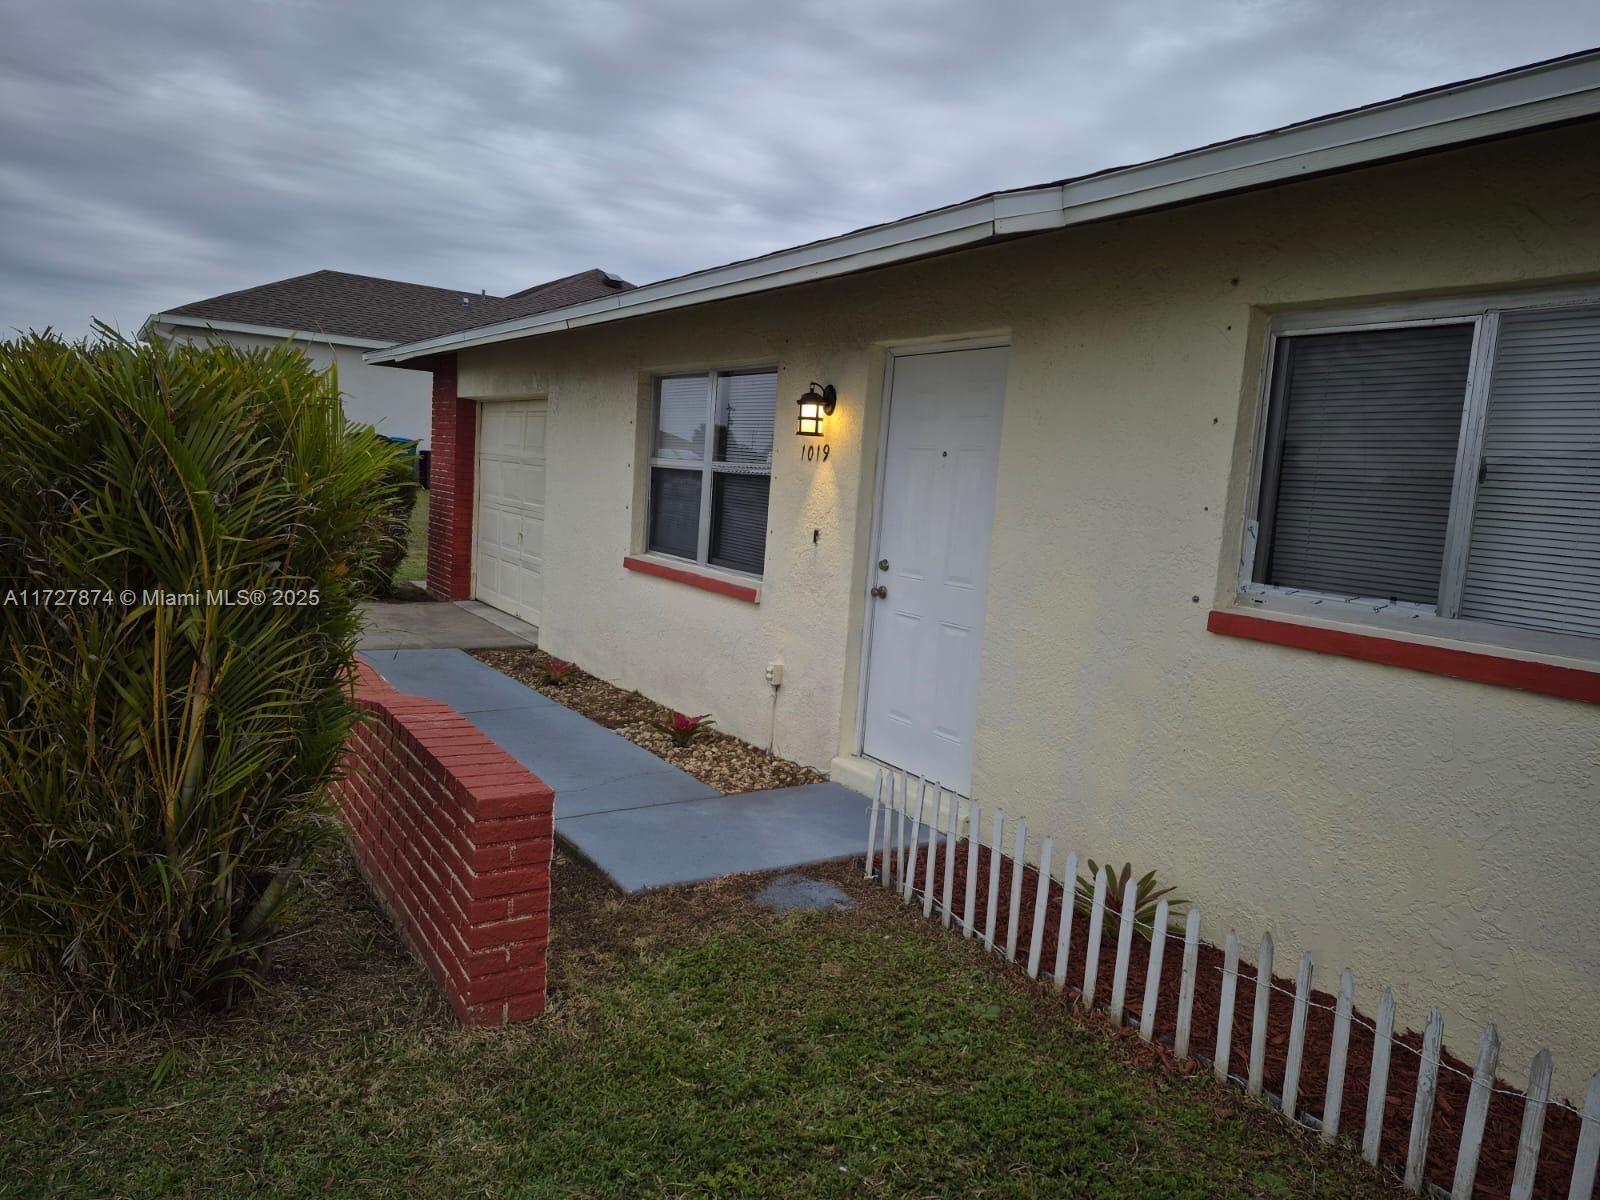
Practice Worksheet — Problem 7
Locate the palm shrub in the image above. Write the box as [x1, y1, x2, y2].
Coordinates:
[0, 327, 407, 1021]
[353, 438, 419, 597]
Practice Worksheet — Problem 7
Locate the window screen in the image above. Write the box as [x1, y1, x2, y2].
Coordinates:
[1255, 325, 1474, 604]
[647, 468, 701, 561]
[708, 473, 770, 574]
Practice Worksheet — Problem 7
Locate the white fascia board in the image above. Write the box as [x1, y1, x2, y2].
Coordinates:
[367, 50, 1600, 365]
[563, 223, 997, 331]
[367, 201, 1001, 363]
[1021, 54, 1600, 233]
[150, 313, 396, 350]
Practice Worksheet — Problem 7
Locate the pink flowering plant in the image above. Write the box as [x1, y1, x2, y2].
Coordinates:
[654, 710, 716, 747]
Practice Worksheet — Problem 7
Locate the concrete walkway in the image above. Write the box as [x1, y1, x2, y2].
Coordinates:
[359, 600, 539, 650]
[358, 648, 874, 892]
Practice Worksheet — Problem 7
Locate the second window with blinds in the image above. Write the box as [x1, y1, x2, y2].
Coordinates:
[647, 369, 776, 577]
[1248, 295, 1600, 643]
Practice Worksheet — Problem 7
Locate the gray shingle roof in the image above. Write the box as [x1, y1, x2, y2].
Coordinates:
[497, 269, 633, 319]
[159, 268, 632, 344]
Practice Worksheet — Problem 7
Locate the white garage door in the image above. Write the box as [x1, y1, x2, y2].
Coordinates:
[475, 400, 547, 626]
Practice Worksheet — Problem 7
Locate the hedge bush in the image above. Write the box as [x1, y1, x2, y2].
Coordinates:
[0, 328, 408, 1020]
[357, 440, 420, 597]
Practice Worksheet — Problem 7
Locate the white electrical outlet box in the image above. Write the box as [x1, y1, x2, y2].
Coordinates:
[765, 661, 783, 687]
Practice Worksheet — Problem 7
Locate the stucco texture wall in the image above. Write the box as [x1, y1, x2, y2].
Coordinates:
[457, 120, 1600, 1076]
[150, 327, 434, 447]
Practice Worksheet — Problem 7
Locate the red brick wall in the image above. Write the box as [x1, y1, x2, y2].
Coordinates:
[331, 662, 553, 1025]
[425, 354, 475, 600]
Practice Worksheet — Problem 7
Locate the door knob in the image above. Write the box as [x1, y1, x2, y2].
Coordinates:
[870, 585, 888, 599]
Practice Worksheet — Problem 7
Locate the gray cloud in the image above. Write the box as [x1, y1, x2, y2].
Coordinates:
[2, 0, 1595, 337]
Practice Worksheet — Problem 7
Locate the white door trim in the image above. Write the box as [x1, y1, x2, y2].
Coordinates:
[853, 338, 1010, 788]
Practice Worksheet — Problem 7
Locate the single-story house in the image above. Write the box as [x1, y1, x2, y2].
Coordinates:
[369, 51, 1600, 1072]
[143, 267, 632, 447]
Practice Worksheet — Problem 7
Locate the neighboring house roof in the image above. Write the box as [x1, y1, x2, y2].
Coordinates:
[368, 46, 1600, 365]
[147, 267, 632, 347]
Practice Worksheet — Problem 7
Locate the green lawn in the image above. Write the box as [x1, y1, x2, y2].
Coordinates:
[393, 487, 428, 588]
[0, 851, 1400, 1199]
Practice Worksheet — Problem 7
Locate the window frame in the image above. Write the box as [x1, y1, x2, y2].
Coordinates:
[1237, 283, 1600, 657]
[645, 366, 776, 579]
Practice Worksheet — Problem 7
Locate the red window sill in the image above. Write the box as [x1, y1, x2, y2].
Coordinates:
[622, 555, 759, 604]
[1207, 609, 1600, 705]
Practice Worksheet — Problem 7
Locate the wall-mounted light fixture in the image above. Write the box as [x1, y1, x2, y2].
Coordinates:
[796, 382, 836, 437]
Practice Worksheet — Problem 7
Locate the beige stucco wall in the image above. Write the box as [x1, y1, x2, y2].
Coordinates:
[457, 120, 1600, 1078]
[149, 326, 434, 447]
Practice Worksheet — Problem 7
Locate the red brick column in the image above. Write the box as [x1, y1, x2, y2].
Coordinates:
[425, 354, 475, 600]
[331, 663, 554, 1025]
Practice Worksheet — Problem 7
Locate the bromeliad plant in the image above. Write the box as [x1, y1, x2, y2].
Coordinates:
[654, 711, 716, 748]
[1075, 860, 1187, 940]
[0, 327, 408, 1022]
[537, 659, 576, 687]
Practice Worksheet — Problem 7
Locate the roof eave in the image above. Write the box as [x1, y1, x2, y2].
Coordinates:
[367, 48, 1600, 366]
[147, 312, 398, 350]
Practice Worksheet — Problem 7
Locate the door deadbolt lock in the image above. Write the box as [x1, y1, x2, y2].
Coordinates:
[870, 585, 888, 599]
[877, 558, 889, 571]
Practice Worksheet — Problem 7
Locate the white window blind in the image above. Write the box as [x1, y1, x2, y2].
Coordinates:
[715, 372, 775, 466]
[1256, 325, 1474, 605]
[1458, 305, 1600, 638]
[654, 375, 708, 462]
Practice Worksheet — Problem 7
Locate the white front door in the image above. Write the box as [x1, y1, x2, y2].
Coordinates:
[475, 399, 547, 626]
[863, 346, 1008, 797]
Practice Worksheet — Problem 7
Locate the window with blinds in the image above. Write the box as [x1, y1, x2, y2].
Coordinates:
[1255, 325, 1474, 605]
[1458, 306, 1600, 638]
[646, 369, 775, 576]
[1251, 298, 1600, 644]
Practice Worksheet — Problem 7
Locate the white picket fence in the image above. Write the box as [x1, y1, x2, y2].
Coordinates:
[863, 768, 1600, 1200]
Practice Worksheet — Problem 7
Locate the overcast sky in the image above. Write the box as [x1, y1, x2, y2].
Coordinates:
[2, 0, 1596, 338]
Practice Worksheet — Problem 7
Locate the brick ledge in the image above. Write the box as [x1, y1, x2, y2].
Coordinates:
[623, 555, 759, 603]
[1207, 608, 1600, 704]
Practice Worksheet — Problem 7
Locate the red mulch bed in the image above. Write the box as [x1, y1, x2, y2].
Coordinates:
[871, 840, 1590, 1200]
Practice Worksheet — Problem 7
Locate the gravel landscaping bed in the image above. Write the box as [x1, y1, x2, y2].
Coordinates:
[471, 648, 827, 795]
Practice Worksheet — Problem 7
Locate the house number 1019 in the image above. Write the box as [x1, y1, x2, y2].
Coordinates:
[799, 443, 831, 463]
